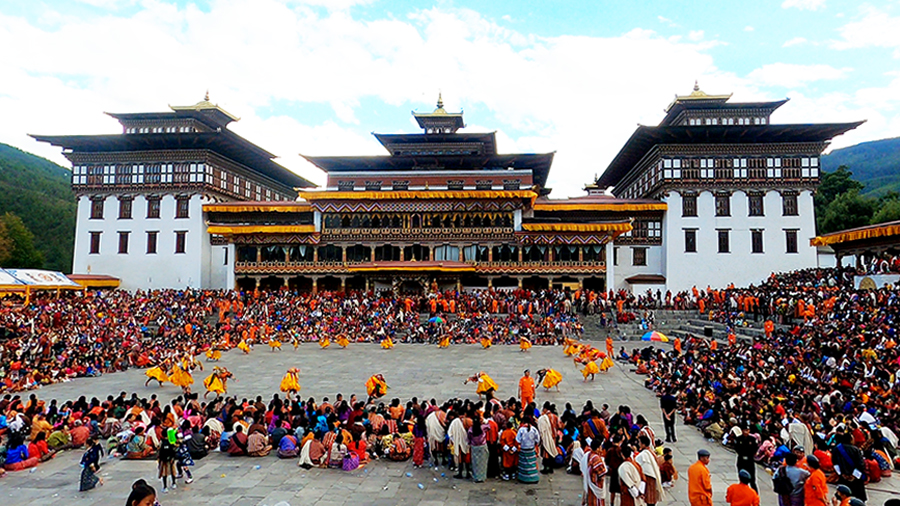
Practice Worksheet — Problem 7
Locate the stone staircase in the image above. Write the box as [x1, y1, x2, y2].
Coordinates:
[583, 310, 793, 344]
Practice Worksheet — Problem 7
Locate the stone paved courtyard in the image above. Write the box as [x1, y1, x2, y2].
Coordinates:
[5, 341, 900, 505]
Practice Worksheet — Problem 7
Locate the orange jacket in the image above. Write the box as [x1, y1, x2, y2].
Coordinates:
[688, 461, 713, 506]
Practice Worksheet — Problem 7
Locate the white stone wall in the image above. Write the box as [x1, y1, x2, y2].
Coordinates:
[661, 189, 818, 293]
[610, 244, 664, 291]
[72, 194, 220, 290]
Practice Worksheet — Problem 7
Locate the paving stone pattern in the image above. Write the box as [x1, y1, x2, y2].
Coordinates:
[5, 340, 899, 505]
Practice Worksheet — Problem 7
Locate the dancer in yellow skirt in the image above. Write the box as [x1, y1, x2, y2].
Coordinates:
[320, 336, 331, 348]
[480, 336, 492, 349]
[465, 371, 499, 397]
[337, 335, 350, 348]
[519, 336, 532, 352]
[366, 373, 388, 402]
[599, 354, 615, 372]
[580, 360, 599, 382]
[185, 351, 203, 372]
[203, 366, 234, 398]
[144, 359, 170, 387]
[237, 339, 251, 354]
[563, 338, 581, 357]
[438, 335, 450, 348]
[168, 360, 194, 394]
[268, 338, 282, 351]
[381, 336, 394, 349]
[279, 368, 301, 396]
[536, 368, 563, 391]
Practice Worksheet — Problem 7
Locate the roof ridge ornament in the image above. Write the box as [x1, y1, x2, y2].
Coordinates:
[412, 92, 465, 133]
[169, 91, 240, 122]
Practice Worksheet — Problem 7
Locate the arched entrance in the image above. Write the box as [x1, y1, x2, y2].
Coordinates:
[346, 276, 367, 292]
[318, 276, 342, 292]
[583, 276, 605, 291]
[236, 277, 256, 292]
[288, 276, 313, 293]
[522, 276, 549, 292]
[493, 276, 518, 290]
[259, 276, 283, 291]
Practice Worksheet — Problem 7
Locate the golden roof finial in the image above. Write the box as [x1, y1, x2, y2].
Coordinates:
[437, 92, 443, 110]
[693, 80, 700, 92]
[204, 90, 210, 102]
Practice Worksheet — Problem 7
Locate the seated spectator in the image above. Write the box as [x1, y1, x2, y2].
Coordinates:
[277, 435, 299, 459]
[186, 426, 209, 460]
[227, 425, 248, 456]
[124, 426, 153, 460]
[247, 430, 271, 457]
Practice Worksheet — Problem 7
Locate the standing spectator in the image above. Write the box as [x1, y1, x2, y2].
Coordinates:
[734, 424, 759, 491]
[803, 455, 828, 506]
[726, 469, 760, 506]
[660, 389, 677, 443]
[515, 416, 540, 484]
[830, 433, 867, 503]
[79, 435, 104, 491]
[774, 453, 809, 506]
[125, 479, 156, 506]
[688, 449, 713, 506]
[157, 429, 177, 493]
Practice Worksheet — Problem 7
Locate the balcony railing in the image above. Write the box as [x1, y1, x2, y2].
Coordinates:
[321, 227, 515, 237]
[234, 259, 606, 274]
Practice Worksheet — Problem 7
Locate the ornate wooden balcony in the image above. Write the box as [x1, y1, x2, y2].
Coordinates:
[320, 227, 515, 240]
[234, 259, 606, 276]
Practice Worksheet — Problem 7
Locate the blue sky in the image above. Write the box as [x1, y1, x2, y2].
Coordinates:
[2, 0, 898, 196]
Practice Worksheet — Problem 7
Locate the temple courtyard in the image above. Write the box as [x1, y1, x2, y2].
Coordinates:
[5, 339, 900, 505]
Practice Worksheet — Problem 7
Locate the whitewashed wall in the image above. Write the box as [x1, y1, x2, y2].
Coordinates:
[661, 190, 817, 292]
[72, 194, 221, 290]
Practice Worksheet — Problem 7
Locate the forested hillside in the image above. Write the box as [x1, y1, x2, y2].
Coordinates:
[0, 143, 75, 271]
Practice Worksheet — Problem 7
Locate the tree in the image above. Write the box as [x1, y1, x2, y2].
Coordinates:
[817, 189, 878, 235]
[0, 220, 12, 266]
[872, 196, 900, 224]
[815, 165, 864, 218]
[0, 212, 43, 268]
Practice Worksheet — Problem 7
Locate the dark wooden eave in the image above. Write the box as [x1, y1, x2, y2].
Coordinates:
[30, 131, 316, 188]
[596, 122, 865, 189]
[302, 152, 555, 189]
[660, 99, 789, 126]
[373, 132, 498, 155]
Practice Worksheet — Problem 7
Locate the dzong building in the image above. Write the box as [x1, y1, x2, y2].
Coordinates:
[33, 87, 861, 293]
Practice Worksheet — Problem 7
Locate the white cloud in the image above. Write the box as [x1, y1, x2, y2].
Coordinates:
[782, 36, 808, 47]
[747, 63, 850, 88]
[72, 0, 136, 8]
[832, 6, 900, 56]
[0, 1, 896, 198]
[657, 15, 678, 27]
[744, 26, 755, 32]
[781, 0, 826, 11]
[687, 29, 704, 41]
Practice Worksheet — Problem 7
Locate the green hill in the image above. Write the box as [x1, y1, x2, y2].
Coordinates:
[0, 143, 75, 272]
[822, 137, 900, 197]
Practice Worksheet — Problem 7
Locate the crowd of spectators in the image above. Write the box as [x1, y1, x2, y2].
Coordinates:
[630, 269, 900, 503]
[0, 288, 601, 393]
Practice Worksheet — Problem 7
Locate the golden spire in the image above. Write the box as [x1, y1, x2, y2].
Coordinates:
[204, 90, 210, 102]
[665, 82, 732, 111]
[436, 92, 444, 110]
